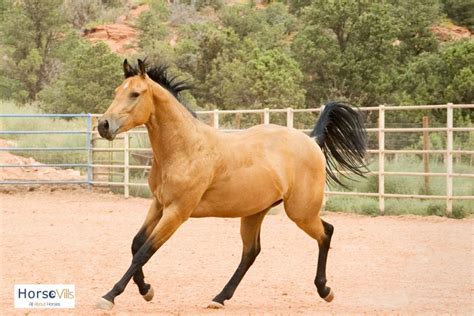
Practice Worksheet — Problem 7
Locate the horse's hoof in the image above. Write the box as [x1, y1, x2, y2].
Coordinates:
[142, 286, 154, 302]
[97, 297, 114, 310]
[207, 301, 224, 309]
[323, 288, 334, 302]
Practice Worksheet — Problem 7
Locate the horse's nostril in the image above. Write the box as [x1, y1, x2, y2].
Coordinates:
[98, 119, 110, 138]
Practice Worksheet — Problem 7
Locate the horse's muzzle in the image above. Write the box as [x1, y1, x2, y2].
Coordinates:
[98, 119, 117, 141]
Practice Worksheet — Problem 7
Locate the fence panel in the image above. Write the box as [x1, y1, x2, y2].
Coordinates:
[1, 104, 473, 215]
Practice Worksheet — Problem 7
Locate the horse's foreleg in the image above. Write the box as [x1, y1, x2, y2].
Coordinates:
[131, 198, 163, 300]
[209, 209, 268, 308]
[97, 208, 186, 310]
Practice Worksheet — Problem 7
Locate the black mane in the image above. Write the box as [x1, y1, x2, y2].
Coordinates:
[124, 62, 196, 117]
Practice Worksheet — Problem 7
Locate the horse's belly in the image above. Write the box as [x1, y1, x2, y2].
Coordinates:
[191, 169, 283, 218]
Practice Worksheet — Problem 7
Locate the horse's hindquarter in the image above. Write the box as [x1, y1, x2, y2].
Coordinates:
[191, 125, 326, 218]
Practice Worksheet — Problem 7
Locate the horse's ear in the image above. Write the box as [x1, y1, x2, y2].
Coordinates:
[137, 59, 146, 77]
[123, 59, 133, 78]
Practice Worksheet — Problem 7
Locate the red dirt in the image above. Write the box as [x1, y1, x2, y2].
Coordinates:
[431, 24, 472, 42]
[83, 2, 149, 55]
[0, 140, 83, 182]
[0, 188, 473, 314]
[84, 23, 139, 55]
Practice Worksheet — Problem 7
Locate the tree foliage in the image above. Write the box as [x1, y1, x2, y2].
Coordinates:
[397, 40, 474, 105]
[292, 0, 443, 107]
[39, 42, 122, 114]
[203, 47, 305, 109]
[441, 0, 474, 31]
[1, 0, 473, 117]
[0, 0, 67, 102]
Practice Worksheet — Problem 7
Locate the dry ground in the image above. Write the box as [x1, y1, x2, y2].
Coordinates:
[0, 188, 473, 315]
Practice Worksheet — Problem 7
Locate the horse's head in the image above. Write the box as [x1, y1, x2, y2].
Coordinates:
[98, 59, 154, 140]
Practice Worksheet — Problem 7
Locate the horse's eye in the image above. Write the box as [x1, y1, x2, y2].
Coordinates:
[130, 92, 140, 98]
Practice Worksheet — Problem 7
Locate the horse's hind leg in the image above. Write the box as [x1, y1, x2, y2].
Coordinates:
[285, 192, 335, 302]
[131, 198, 163, 301]
[208, 209, 268, 308]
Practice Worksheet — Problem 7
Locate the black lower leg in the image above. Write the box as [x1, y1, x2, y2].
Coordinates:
[103, 241, 156, 304]
[131, 230, 151, 295]
[212, 246, 260, 305]
[314, 220, 334, 299]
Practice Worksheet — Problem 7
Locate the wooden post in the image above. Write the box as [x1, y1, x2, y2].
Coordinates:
[86, 114, 93, 189]
[124, 132, 130, 198]
[91, 117, 98, 182]
[286, 108, 293, 128]
[422, 116, 430, 194]
[446, 103, 453, 216]
[264, 108, 270, 125]
[378, 105, 385, 215]
[213, 109, 219, 129]
[108, 138, 113, 184]
[235, 112, 241, 129]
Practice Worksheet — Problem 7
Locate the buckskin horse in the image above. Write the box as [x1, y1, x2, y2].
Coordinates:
[96, 59, 367, 310]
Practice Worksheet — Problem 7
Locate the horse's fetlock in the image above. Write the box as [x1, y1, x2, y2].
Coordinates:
[315, 277, 327, 289]
[112, 283, 125, 295]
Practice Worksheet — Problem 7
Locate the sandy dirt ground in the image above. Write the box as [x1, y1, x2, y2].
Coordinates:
[0, 140, 83, 182]
[0, 188, 473, 315]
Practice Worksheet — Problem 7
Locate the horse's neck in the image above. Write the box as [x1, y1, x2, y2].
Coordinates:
[145, 82, 208, 161]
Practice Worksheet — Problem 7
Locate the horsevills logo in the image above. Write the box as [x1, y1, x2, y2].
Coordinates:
[14, 284, 75, 308]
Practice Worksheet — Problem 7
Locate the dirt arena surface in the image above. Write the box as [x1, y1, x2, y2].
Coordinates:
[0, 188, 472, 315]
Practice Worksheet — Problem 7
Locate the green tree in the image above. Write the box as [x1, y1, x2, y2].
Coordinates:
[62, 0, 126, 29]
[292, 0, 401, 107]
[203, 47, 305, 109]
[219, 3, 297, 49]
[39, 42, 123, 114]
[441, 0, 474, 31]
[397, 39, 474, 105]
[178, 0, 223, 11]
[288, 0, 312, 15]
[390, 0, 440, 59]
[135, 0, 170, 51]
[292, 0, 441, 107]
[0, 0, 68, 102]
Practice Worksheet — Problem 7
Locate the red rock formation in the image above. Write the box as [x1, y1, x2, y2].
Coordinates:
[431, 24, 472, 42]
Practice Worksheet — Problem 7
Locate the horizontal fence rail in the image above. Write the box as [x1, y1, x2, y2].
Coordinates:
[1, 104, 473, 215]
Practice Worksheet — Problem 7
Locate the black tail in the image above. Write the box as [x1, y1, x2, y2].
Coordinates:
[311, 101, 368, 187]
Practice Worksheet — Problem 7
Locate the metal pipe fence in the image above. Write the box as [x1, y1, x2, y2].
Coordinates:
[1, 104, 473, 215]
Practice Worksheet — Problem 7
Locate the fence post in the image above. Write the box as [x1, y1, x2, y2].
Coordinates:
[446, 103, 453, 216]
[124, 132, 130, 198]
[378, 104, 385, 215]
[286, 108, 293, 128]
[422, 116, 430, 194]
[264, 108, 270, 125]
[213, 109, 219, 129]
[86, 114, 93, 189]
[235, 112, 241, 129]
